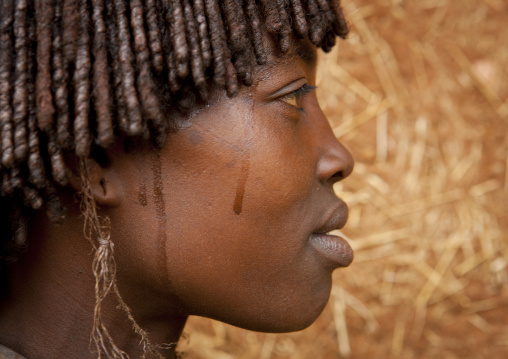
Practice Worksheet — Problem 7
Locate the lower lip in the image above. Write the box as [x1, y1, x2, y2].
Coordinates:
[309, 233, 354, 268]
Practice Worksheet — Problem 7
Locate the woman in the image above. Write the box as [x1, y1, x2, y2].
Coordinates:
[0, 0, 354, 358]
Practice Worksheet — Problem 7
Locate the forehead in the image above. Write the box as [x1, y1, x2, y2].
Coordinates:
[263, 36, 318, 67]
[250, 38, 318, 83]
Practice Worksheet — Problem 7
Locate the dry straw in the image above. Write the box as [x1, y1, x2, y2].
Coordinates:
[179, 0, 508, 358]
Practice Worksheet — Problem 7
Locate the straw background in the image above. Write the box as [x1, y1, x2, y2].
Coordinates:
[177, 0, 508, 358]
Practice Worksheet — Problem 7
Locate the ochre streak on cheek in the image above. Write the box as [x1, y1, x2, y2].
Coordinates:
[138, 182, 148, 206]
[151, 151, 168, 271]
[233, 155, 250, 215]
[232, 98, 254, 215]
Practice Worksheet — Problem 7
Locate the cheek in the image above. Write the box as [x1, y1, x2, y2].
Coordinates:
[158, 129, 326, 328]
[112, 109, 330, 331]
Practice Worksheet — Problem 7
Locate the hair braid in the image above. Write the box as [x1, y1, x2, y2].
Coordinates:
[275, 0, 292, 54]
[223, 0, 252, 85]
[225, 55, 239, 98]
[105, 0, 128, 135]
[0, 0, 15, 169]
[48, 136, 68, 186]
[193, 0, 212, 69]
[9, 166, 21, 192]
[130, 0, 164, 141]
[321, 28, 336, 53]
[12, 0, 29, 162]
[74, 0, 92, 157]
[2, 171, 13, 196]
[154, 0, 179, 92]
[53, 0, 73, 150]
[169, 0, 189, 79]
[245, 0, 267, 65]
[26, 12, 46, 190]
[182, 0, 208, 101]
[289, 0, 308, 38]
[144, 0, 164, 73]
[204, 0, 227, 88]
[260, 0, 282, 34]
[34, 0, 55, 133]
[113, 0, 143, 137]
[22, 185, 43, 210]
[91, 0, 114, 148]
[63, 0, 79, 64]
[307, 0, 327, 46]
[330, 0, 349, 39]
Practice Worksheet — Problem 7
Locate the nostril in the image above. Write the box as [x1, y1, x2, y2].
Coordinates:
[330, 170, 344, 182]
[317, 146, 354, 184]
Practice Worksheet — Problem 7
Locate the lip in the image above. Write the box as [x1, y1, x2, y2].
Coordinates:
[309, 200, 353, 268]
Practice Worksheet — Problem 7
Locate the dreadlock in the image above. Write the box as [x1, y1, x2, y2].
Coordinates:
[0, 0, 349, 355]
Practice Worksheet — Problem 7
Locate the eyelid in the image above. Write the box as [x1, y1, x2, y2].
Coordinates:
[279, 84, 317, 109]
[268, 78, 308, 100]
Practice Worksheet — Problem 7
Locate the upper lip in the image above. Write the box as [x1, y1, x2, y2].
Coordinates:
[313, 199, 349, 234]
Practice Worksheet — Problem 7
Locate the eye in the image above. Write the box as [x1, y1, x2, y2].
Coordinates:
[279, 84, 317, 111]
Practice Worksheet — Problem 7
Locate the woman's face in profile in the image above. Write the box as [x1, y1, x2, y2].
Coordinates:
[105, 39, 354, 333]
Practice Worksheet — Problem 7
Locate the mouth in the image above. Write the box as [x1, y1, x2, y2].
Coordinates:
[309, 201, 354, 268]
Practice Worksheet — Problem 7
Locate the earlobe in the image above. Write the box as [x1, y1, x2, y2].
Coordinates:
[65, 153, 122, 208]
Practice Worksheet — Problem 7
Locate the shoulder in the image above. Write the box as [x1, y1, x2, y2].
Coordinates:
[0, 344, 25, 359]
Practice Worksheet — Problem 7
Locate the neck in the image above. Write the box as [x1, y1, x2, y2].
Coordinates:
[0, 212, 187, 359]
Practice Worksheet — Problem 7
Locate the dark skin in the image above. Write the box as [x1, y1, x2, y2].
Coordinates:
[0, 39, 353, 359]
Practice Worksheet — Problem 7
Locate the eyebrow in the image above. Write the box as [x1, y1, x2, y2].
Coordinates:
[286, 41, 317, 65]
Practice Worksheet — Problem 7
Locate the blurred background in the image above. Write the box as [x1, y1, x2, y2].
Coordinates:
[178, 0, 508, 357]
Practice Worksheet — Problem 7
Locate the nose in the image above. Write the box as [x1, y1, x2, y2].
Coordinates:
[315, 113, 354, 185]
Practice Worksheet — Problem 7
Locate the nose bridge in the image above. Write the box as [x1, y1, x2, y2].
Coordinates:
[314, 111, 354, 183]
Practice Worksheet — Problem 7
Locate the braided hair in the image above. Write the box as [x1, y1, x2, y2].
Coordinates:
[0, 0, 348, 261]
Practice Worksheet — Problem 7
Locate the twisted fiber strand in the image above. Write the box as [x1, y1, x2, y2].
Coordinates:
[80, 159, 129, 359]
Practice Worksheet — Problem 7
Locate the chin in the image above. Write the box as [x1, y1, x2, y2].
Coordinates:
[214, 281, 332, 333]
[237, 299, 329, 333]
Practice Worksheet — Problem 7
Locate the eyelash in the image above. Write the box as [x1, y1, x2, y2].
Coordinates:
[280, 84, 317, 111]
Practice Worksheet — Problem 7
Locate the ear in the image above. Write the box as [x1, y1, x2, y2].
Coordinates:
[65, 149, 122, 208]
